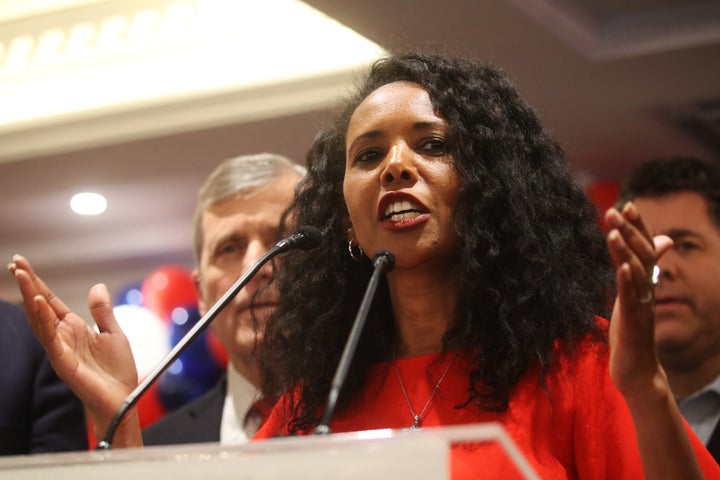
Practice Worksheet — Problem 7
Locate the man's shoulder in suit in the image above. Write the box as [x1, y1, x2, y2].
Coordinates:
[142, 375, 227, 446]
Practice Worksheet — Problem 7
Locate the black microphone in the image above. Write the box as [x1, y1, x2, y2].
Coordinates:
[97, 226, 322, 449]
[315, 250, 395, 434]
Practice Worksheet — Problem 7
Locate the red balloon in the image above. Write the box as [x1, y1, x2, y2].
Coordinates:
[86, 418, 96, 448]
[206, 328, 229, 369]
[141, 265, 197, 321]
[136, 382, 167, 428]
[585, 180, 619, 232]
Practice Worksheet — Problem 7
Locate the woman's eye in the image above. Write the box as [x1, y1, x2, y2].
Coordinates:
[355, 149, 382, 164]
[420, 138, 447, 155]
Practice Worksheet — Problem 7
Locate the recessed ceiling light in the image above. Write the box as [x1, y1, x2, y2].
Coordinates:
[70, 191, 107, 215]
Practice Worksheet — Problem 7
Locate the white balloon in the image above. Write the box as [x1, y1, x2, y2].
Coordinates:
[110, 304, 171, 380]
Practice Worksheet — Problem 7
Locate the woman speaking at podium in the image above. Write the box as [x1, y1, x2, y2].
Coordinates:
[254, 52, 717, 479]
[10, 52, 719, 479]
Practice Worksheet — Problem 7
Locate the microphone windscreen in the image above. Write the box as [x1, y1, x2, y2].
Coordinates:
[293, 226, 323, 251]
[372, 250, 395, 272]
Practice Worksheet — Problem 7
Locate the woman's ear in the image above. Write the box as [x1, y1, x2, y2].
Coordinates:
[343, 216, 355, 242]
[345, 225, 355, 243]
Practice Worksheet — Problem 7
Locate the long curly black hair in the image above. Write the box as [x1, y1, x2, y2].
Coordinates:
[260, 52, 614, 434]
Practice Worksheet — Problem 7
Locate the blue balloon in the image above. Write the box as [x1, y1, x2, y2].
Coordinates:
[114, 281, 144, 307]
[167, 304, 224, 384]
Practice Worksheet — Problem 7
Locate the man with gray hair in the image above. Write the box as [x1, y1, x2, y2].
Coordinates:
[142, 152, 305, 445]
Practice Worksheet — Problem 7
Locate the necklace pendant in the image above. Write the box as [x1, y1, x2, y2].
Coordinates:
[402, 416, 422, 432]
[394, 351, 457, 434]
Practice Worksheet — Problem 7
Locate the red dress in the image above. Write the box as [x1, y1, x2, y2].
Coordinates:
[254, 335, 719, 479]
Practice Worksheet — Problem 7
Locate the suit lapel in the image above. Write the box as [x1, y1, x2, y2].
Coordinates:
[706, 420, 720, 464]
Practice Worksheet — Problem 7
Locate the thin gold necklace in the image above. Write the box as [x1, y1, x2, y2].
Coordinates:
[392, 349, 458, 431]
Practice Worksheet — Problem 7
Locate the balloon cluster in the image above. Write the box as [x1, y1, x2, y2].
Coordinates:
[113, 265, 228, 428]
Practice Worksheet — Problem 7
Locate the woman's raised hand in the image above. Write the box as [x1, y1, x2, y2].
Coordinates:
[8, 254, 142, 447]
[604, 203, 703, 479]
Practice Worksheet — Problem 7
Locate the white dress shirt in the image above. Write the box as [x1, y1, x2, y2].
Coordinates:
[678, 374, 720, 444]
[219, 366, 261, 445]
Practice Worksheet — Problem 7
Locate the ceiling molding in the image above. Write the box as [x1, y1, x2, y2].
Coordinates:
[0, 0, 384, 161]
[0, 68, 359, 162]
[509, 0, 720, 60]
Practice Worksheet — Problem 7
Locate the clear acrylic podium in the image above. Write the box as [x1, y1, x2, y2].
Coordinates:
[0, 423, 539, 480]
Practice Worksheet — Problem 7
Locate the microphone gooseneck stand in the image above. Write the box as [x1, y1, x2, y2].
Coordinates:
[97, 226, 322, 449]
[315, 250, 395, 435]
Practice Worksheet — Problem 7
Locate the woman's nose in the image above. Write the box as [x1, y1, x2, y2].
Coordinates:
[381, 145, 418, 187]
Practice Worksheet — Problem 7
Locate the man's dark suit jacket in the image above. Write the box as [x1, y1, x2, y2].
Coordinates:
[0, 300, 88, 455]
[705, 419, 720, 464]
[142, 376, 227, 445]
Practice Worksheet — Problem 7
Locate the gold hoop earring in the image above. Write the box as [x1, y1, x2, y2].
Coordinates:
[348, 239, 363, 261]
